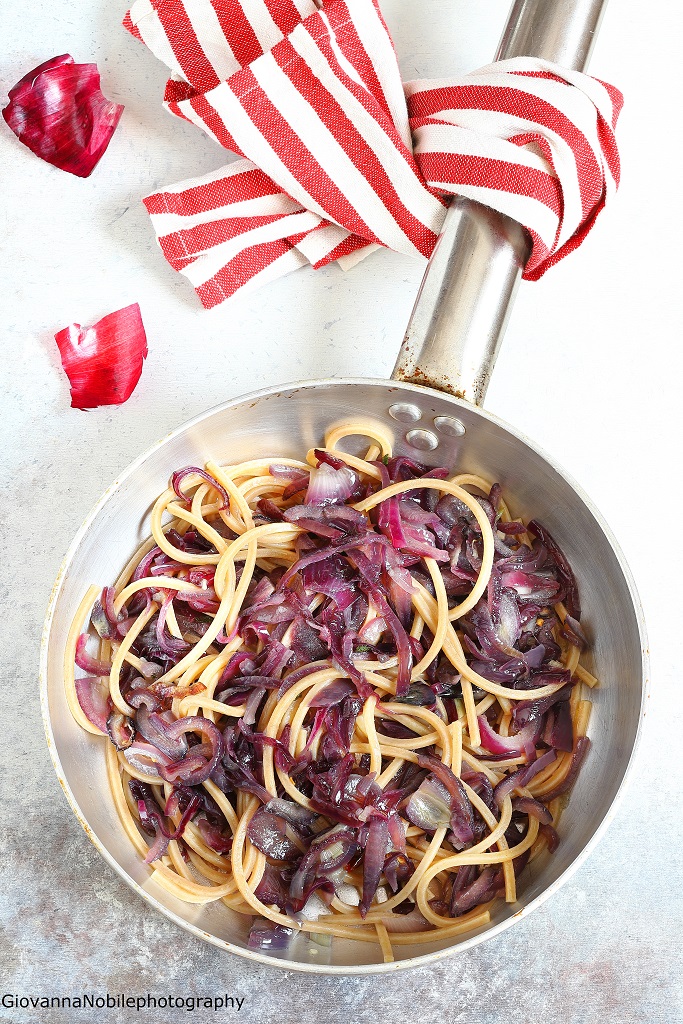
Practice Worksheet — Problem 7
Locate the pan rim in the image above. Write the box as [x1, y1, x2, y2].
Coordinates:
[39, 375, 649, 974]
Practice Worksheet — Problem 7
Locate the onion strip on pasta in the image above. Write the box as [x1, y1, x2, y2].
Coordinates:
[67, 421, 595, 961]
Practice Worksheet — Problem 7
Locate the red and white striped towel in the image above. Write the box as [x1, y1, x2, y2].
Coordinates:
[125, 0, 622, 309]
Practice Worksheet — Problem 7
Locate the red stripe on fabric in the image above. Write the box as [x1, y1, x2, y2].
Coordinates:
[316, 0, 392, 121]
[227, 62, 383, 245]
[408, 84, 602, 219]
[187, 92, 241, 152]
[165, 79, 197, 104]
[158, 213, 289, 261]
[165, 99, 194, 123]
[509, 69, 625, 135]
[208, 0, 266, 68]
[594, 78, 624, 125]
[523, 186, 607, 281]
[509, 70, 623, 176]
[144, 168, 285, 217]
[280, 33, 437, 256]
[312, 231, 372, 269]
[417, 152, 562, 218]
[596, 115, 620, 186]
[154, 0, 221, 91]
[507, 132, 562, 223]
[122, 11, 143, 40]
[520, 226, 550, 279]
[509, 70, 575, 85]
[259, 0, 308, 38]
[161, 250, 195, 271]
[196, 237, 294, 307]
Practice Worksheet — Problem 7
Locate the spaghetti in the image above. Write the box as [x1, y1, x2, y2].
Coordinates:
[66, 421, 595, 960]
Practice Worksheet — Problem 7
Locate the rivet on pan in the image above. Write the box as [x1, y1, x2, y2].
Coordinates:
[388, 402, 422, 423]
[406, 429, 438, 451]
[434, 415, 466, 437]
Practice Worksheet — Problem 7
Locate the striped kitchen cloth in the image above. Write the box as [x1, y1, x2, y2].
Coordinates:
[125, 0, 622, 309]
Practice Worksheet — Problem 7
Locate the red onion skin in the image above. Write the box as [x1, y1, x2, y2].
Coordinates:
[55, 303, 147, 409]
[3, 55, 123, 177]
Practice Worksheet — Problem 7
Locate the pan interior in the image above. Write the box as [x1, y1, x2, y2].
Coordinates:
[42, 379, 645, 972]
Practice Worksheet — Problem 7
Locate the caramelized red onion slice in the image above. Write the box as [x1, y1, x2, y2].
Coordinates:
[91, 595, 117, 640]
[527, 520, 581, 618]
[313, 449, 346, 471]
[309, 678, 355, 708]
[406, 776, 451, 832]
[158, 716, 224, 785]
[74, 676, 110, 732]
[477, 714, 543, 759]
[305, 462, 357, 506]
[106, 711, 134, 751]
[3, 55, 123, 177]
[75, 634, 111, 675]
[512, 679, 572, 729]
[561, 613, 588, 650]
[289, 825, 358, 909]
[383, 852, 414, 893]
[134, 707, 188, 760]
[247, 807, 306, 860]
[171, 467, 230, 509]
[124, 741, 172, 777]
[539, 823, 560, 853]
[493, 748, 559, 807]
[54, 303, 148, 409]
[512, 796, 553, 825]
[247, 920, 294, 951]
[546, 699, 574, 753]
[133, 785, 201, 864]
[264, 798, 319, 832]
[519, 747, 557, 784]
[360, 816, 390, 917]
[542, 736, 591, 802]
[413, 755, 475, 848]
[302, 554, 358, 611]
[390, 682, 436, 707]
[380, 905, 431, 933]
[451, 866, 497, 916]
[197, 815, 233, 854]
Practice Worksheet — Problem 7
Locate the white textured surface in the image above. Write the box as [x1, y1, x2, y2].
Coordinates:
[1, 2, 682, 1021]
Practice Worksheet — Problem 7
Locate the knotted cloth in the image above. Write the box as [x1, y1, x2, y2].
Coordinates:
[124, 0, 622, 308]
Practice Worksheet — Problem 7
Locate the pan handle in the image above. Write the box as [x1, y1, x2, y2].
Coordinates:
[391, 0, 608, 405]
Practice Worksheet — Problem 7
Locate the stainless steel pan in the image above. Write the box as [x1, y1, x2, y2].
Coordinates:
[40, 0, 647, 973]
